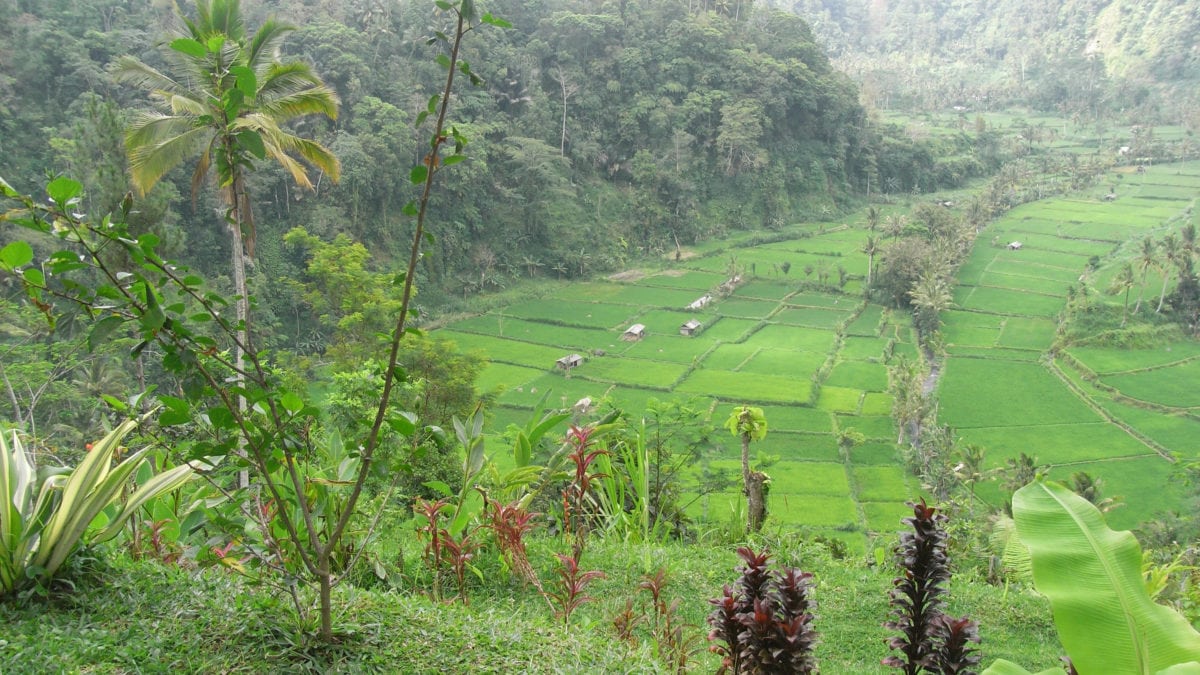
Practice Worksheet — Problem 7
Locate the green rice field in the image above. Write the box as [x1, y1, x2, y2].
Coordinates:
[433, 153, 1200, 541]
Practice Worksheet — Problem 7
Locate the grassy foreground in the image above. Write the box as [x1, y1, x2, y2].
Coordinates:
[0, 536, 1061, 673]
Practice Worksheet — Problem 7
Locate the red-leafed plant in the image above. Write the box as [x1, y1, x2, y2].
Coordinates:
[707, 546, 819, 674]
[416, 497, 479, 604]
[883, 499, 980, 675]
[546, 552, 605, 625]
[483, 495, 542, 591]
[562, 425, 608, 556]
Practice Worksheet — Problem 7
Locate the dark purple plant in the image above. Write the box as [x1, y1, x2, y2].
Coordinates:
[928, 614, 981, 675]
[707, 547, 819, 674]
[883, 499, 979, 675]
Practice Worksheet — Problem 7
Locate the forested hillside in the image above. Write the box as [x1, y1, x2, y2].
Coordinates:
[0, 0, 985, 311]
[786, 0, 1200, 122]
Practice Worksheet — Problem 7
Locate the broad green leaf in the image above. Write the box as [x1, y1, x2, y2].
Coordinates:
[1158, 664, 1200, 675]
[21, 268, 43, 287]
[423, 480, 452, 497]
[387, 411, 417, 436]
[0, 241, 33, 270]
[280, 392, 303, 414]
[229, 65, 257, 100]
[410, 165, 428, 185]
[1014, 480, 1200, 674]
[237, 130, 266, 160]
[169, 38, 207, 58]
[157, 396, 191, 427]
[481, 13, 512, 28]
[442, 154, 465, 166]
[45, 177, 82, 206]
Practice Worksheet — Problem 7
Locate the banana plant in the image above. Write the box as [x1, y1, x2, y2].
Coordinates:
[983, 480, 1200, 675]
[1, 416, 195, 595]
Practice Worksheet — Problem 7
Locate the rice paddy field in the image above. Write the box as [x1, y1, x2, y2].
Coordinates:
[434, 127, 1200, 541]
[939, 159, 1200, 528]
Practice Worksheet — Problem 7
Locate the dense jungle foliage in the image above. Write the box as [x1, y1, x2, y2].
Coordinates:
[788, 0, 1200, 121]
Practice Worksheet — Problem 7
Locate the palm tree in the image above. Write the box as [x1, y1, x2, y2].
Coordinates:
[909, 269, 953, 339]
[862, 235, 879, 290]
[1157, 233, 1181, 313]
[114, 0, 340, 421]
[1108, 263, 1136, 327]
[1132, 236, 1156, 314]
[885, 213, 907, 241]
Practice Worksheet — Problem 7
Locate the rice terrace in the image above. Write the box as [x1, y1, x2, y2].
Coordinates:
[439, 123, 1200, 546]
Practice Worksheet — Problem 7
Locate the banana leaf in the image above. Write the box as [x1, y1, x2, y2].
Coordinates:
[1012, 480, 1200, 674]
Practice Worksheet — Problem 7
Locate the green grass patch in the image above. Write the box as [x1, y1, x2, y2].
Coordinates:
[839, 416, 896, 441]
[1068, 342, 1200, 374]
[942, 311, 1002, 347]
[753, 324, 839, 353]
[677, 369, 813, 404]
[845, 304, 885, 336]
[955, 286, 1064, 317]
[863, 501, 917, 533]
[577, 356, 689, 389]
[982, 271, 1070, 295]
[734, 279, 798, 300]
[850, 440, 901, 464]
[636, 269, 725, 291]
[718, 404, 833, 434]
[825, 361, 889, 392]
[938, 359, 1098, 428]
[788, 291, 854, 308]
[854, 465, 916, 502]
[716, 297, 782, 319]
[1060, 456, 1181, 530]
[476, 362, 545, 395]
[741, 348, 827, 379]
[775, 307, 854, 329]
[434, 331, 566, 369]
[772, 494, 860, 528]
[956, 421, 1156, 468]
[703, 343, 761, 370]
[859, 392, 895, 416]
[623, 335, 716, 364]
[1103, 360, 1200, 408]
[503, 299, 638, 328]
[840, 336, 890, 361]
[701, 317, 761, 342]
[607, 284, 717, 309]
[459, 316, 620, 351]
[769, 461, 851, 496]
[997, 317, 1057, 350]
[816, 386, 863, 413]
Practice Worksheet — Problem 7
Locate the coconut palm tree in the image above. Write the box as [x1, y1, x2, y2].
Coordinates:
[1157, 232, 1181, 313]
[114, 0, 339, 488]
[862, 235, 879, 289]
[1108, 263, 1136, 327]
[1132, 236, 1156, 314]
[114, 0, 339, 391]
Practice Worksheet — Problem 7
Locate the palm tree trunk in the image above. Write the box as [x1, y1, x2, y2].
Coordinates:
[1157, 269, 1173, 313]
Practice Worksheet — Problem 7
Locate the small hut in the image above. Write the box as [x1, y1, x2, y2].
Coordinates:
[556, 354, 584, 370]
[687, 294, 712, 311]
[680, 319, 702, 337]
[1007, 241, 1023, 251]
[621, 323, 647, 341]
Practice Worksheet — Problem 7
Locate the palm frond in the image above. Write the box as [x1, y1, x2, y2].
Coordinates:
[125, 112, 201, 152]
[167, 94, 213, 117]
[110, 57, 187, 98]
[258, 62, 327, 99]
[247, 18, 296, 71]
[257, 87, 340, 122]
[127, 124, 213, 194]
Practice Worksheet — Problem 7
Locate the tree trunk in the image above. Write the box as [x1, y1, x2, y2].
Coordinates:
[746, 470, 767, 533]
[319, 563, 333, 641]
[741, 433, 767, 533]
